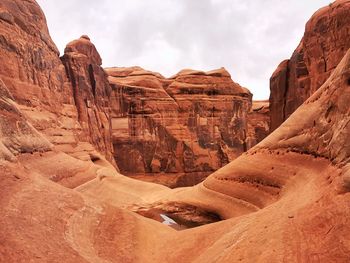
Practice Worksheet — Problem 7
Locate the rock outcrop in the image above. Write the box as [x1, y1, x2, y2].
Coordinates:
[191, 48, 350, 261]
[0, 0, 116, 170]
[107, 66, 266, 185]
[107, 66, 177, 175]
[0, 79, 52, 161]
[61, 36, 115, 164]
[270, 0, 350, 131]
[0, 0, 70, 109]
[246, 100, 270, 148]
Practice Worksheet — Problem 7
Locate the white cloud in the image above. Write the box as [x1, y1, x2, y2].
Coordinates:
[37, 0, 330, 99]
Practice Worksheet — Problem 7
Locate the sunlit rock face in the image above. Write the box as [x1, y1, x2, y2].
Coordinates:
[107, 67, 268, 184]
[270, 0, 350, 131]
[0, 0, 69, 108]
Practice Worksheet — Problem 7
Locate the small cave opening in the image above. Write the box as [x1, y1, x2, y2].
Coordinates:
[90, 154, 101, 163]
[89, 153, 110, 168]
[347, 77, 350, 86]
[134, 202, 223, 230]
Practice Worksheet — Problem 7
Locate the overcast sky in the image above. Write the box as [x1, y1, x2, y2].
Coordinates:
[37, 0, 330, 99]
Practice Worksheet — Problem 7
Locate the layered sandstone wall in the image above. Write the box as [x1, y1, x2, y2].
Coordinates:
[107, 67, 269, 182]
[270, 0, 350, 131]
[246, 100, 270, 148]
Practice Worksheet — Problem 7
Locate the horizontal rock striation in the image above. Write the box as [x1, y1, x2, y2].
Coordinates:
[107, 67, 268, 184]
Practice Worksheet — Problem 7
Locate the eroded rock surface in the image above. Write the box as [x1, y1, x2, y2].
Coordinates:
[0, 0, 266, 187]
[247, 100, 270, 148]
[61, 36, 115, 164]
[0, 0, 116, 170]
[270, 0, 350, 131]
[0, 79, 52, 161]
[108, 66, 267, 184]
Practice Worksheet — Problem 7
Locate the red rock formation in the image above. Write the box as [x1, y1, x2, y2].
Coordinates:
[107, 66, 178, 175]
[0, 0, 116, 169]
[107, 66, 262, 185]
[270, 0, 350, 131]
[2, 47, 348, 263]
[0, 79, 52, 161]
[61, 36, 115, 164]
[246, 100, 270, 148]
[0, 0, 268, 185]
[0, 1, 349, 262]
[165, 67, 252, 157]
[0, 0, 69, 108]
[0, 0, 266, 187]
[194, 48, 350, 261]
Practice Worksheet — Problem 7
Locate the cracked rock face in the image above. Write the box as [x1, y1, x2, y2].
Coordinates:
[0, 0, 67, 108]
[107, 67, 269, 185]
[270, 0, 350, 131]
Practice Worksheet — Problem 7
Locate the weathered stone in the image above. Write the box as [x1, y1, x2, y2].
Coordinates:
[270, 0, 350, 131]
[247, 100, 270, 148]
[107, 66, 267, 184]
[61, 36, 115, 165]
[0, 0, 117, 167]
[0, 78, 52, 161]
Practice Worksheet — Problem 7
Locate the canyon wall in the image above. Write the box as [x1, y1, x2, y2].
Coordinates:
[107, 67, 269, 185]
[247, 100, 270, 148]
[0, 0, 269, 186]
[0, 0, 116, 169]
[270, 0, 350, 131]
[1, 1, 350, 262]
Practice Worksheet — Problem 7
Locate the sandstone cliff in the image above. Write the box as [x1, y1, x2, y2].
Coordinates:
[0, 0, 267, 188]
[61, 36, 115, 164]
[247, 100, 270, 148]
[0, 0, 116, 174]
[107, 66, 267, 185]
[270, 0, 350, 131]
[0, 78, 52, 161]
